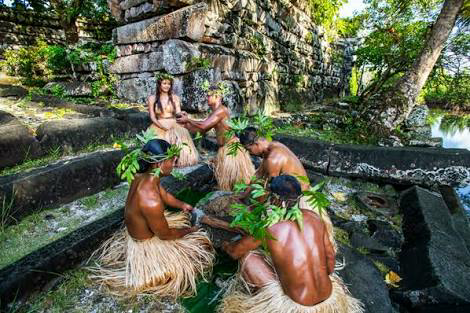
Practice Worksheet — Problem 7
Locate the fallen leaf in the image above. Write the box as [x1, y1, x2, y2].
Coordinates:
[113, 143, 122, 149]
[331, 192, 347, 202]
[385, 271, 402, 287]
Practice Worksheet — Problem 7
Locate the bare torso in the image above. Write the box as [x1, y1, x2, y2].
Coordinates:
[212, 106, 231, 146]
[148, 94, 180, 130]
[266, 210, 333, 305]
[261, 142, 310, 190]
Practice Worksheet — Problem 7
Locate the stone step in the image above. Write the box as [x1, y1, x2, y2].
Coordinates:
[0, 102, 150, 170]
[0, 164, 214, 308]
[0, 149, 125, 225]
[274, 134, 470, 187]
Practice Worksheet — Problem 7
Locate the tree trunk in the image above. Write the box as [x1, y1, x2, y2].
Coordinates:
[50, 0, 81, 44]
[375, 0, 464, 129]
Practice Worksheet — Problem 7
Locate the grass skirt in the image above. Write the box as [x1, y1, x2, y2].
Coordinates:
[149, 123, 199, 167]
[214, 139, 255, 191]
[88, 211, 214, 298]
[218, 253, 363, 313]
[299, 196, 337, 252]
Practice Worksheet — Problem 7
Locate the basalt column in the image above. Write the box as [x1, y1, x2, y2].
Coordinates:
[109, 0, 355, 114]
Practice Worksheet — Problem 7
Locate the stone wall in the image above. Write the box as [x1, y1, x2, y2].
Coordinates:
[0, 6, 113, 56]
[109, 0, 355, 114]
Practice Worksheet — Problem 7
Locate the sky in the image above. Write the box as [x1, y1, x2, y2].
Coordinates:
[339, 0, 367, 18]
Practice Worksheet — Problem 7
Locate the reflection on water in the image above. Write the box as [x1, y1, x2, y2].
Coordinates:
[431, 116, 470, 150]
[429, 111, 470, 214]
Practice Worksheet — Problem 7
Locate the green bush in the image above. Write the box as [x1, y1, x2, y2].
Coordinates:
[349, 66, 359, 96]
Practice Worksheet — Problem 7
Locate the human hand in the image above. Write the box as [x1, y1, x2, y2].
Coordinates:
[189, 225, 200, 233]
[181, 203, 193, 212]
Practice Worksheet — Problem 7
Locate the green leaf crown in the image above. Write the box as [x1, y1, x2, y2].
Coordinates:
[155, 72, 175, 81]
[229, 176, 330, 248]
[116, 129, 184, 184]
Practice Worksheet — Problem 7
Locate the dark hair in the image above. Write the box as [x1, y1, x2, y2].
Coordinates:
[137, 139, 171, 173]
[155, 78, 175, 113]
[239, 126, 258, 146]
[269, 175, 302, 200]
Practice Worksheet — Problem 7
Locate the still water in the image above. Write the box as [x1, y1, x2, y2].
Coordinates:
[430, 114, 470, 213]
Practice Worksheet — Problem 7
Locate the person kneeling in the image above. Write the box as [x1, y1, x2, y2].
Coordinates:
[219, 175, 363, 313]
[89, 139, 214, 297]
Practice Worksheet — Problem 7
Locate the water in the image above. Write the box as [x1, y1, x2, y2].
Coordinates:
[430, 113, 470, 214]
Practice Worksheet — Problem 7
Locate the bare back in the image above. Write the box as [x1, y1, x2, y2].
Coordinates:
[266, 210, 335, 305]
[262, 142, 309, 190]
[125, 174, 163, 240]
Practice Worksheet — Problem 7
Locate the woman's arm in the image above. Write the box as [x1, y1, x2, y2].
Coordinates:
[147, 95, 168, 131]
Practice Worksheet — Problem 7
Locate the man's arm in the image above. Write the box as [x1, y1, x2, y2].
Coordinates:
[159, 183, 193, 212]
[142, 203, 196, 240]
[323, 227, 335, 275]
[178, 109, 224, 133]
[222, 235, 262, 260]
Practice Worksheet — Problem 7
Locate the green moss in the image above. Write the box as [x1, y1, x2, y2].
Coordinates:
[334, 227, 351, 247]
[0, 185, 129, 269]
[80, 195, 98, 209]
[373, 260, 390, 275]
[356, 247, 370, 255]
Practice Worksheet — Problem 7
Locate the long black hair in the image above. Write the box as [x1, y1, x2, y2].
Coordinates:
[137, 139, 171, 173]
[155, 78, 175, 113]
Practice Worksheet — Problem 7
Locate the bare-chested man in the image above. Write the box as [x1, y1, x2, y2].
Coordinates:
[177, 83, 255, 191]
[219, 175, 363, 313]
[239, 126, 337, 250]
[91, 139, 214, 297]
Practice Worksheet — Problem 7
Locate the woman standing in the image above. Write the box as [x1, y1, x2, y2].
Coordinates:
[147, 73, 199, 167]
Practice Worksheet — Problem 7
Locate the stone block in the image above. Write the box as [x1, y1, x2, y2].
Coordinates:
[120, 0, 148, 11]
[43, 81, 92, 97]
[36, 117, 129, 152]
[180, 68, 216, 112]
[0, 117, 42, 169]
[114, 2, 207, 44]
[399, 186, 470, 307]
[0, 84, 28, 98]
[405, 105, 429, 128]
[116, 73, 156, 103]
[110, 51, 164, 73]
[338, 245, 394, 313]
[162, 39, 200, 74]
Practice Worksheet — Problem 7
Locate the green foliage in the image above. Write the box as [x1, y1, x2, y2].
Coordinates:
[186, 56, 212, 71]
[1, 40, 117, 95]
[249, 34, 267, 58]
[349, 66, 359, 96]
[337, 15, 363, 38]
[116, 129, 185, 184]
[230, 178, 329, 248]
[305, 31, 314, 44]
[306, 0, 347, 29]
[50, 84, 66, 98]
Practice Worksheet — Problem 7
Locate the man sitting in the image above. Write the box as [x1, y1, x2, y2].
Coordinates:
[90, 139, 214, 297]
[239, 127, 336, 250]
[219, 175, 363, 313]
[177, 83, 255, 191]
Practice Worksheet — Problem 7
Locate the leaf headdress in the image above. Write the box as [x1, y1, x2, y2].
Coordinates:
[225, 110, 274, 156]
[155, 72, 175, 81]
[229, 176, 330, 249]
[200, 80, 229, 97]
[115, 129, 184, 184]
